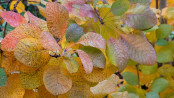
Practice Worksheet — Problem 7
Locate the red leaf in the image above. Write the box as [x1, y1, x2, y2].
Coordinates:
[0, 11, 26, 27]
[76, 50, 93, 74]
[64, 0, 85, 12]
[121, 34, 156, 65]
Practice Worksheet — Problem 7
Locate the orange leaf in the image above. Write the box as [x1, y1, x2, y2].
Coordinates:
[78, 32, 106, 49]
[39, 31, 62, 51]
[46, 2, 69, 39]
[0, 11, 26, 27]
[25, 11, 48, 31]
[43, 66, 72, 95]
[76, 50, 93, 74]
[1, 23, 42, 51]
[121, 34, 156, 65]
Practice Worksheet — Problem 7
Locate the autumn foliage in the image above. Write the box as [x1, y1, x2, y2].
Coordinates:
[0, 0, 174, 98]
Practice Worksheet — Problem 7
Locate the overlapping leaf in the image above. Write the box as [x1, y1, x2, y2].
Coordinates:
[121, 34, 156, 65]
[128, 0, 152, 6]
[109, 91, 129, 98]
[14, 38, 50, 67]
[81, 46, 106, 68]
[46, 2, 69, 39]
[24, 11, 48, 31]
[78, 32, 106, 49]
[1, 23, 42, 51]
[106, 38, 129, 71]
[0, 11, 26, 27]
[43, 66, 72, 95]
[39, 31, 61, 51]
[76, 50, 93, 74]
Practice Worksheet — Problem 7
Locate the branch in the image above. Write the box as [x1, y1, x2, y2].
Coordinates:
[136, 64, 140, 87]
[13, 0, 21, 12]
[94, 7, 104, 25]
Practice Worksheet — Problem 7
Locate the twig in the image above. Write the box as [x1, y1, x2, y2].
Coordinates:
[156, 0, 158, 9]
[0, 1, 9, 4]
[94, 7, 104, 25]
[136, 64, 140, 87]
[13, 0, 21, 12]
[3, 22, 7, 38]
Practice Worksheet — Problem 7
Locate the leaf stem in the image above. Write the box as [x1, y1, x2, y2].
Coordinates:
[136, 64, 140, 87]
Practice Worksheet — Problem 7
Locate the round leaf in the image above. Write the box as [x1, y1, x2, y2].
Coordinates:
[151, 78, 169, 93]
[122, 71, 139, 85]
[14, 38, 50, 67]
[156, 39, 169, 46]
[111, 0, 129, 16]
[43, 66, 72, 95]
[140, 64, 157, 75]
[156, 24, 173, 39]
[146, 92, 159, 98]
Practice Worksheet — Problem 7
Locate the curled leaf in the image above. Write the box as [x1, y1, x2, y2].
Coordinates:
[76, 50, 93, 74]
[106, 38, 129, 71]
[0, 11, 26, 27]
[46, 2, 69, 39]
[14, 38, 50, 67]
[43, 66, 72, 95]
[78, 32, 106, 49]
[121, 34, 156, 65]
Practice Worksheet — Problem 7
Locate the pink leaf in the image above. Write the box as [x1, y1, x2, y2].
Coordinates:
[106, 38, 129, 71]
[78, 32, 106, 49]
[0, 11, 26, 27]
[64, 0, 85, 12]
[76, 50, 93, 74]
[79, 4, 97, 22]
[121, 34, 156, 65]
[39, 31, 62, 51]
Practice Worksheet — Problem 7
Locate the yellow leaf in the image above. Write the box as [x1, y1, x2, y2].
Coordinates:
[14, 38, 50, 67]
[10, 1, 25, 13]
[37, 5, 46, 17]
[0, 74, 25, 98]
[38, 85, 57, 98]
[109, 91, 129, 98]
[20, 69, 43, 89]
[28, 0, 41, 4]
[23, 90, 39, 98]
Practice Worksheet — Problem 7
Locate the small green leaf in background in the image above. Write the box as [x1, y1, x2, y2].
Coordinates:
[146, 92, 159, 98]
[93, 0, 99, 7]
[151, 78, 169, 93]
[111, 0, 129, 16]
[118, 84, 137, 93]
[0, 68, 7, 87]
[140, 64, 157, 75]
[156, 39, 169, 46]
[81, 46, 106, 68]
[122, 71, 139, 85]
[158, 64, 174, 78]
[66, 23, 84, 42]
[129, 93, 139, 98]
[156, 24, 173, 39]
[144, 25, 159, 32]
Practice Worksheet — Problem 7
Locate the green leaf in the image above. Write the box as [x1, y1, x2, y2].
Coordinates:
[0, 68, 7, 87]
[93, 0, 99, 7]
[81, 46, 106, 68]
[151, 78, 169, 93]
[66, 23, 84, 42]
[158, 64, 174, 78]
[156, 39, 169, 46]
[146, 92, 159, 98]
[144, 25, 159, 32]
[156, 24, 173, 39]
[111, 0, 129, 16]
[118, 84, 137, 93]
[63, 57, 79, 73]
[122, 71, 139, 85]
[140, 64, 157, 75]
[129, 93, 139, 98]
